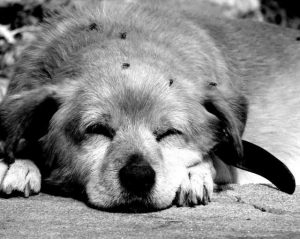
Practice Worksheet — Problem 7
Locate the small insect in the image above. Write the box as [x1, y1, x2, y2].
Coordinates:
[122, 63, 130, 69]
[88, 23, 98, 31]
[209, 82, 217, 87]
[120, 32, 127, 39]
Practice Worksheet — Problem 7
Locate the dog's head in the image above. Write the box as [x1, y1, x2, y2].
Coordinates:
[0, 43, 248, 212]
[0, 4, 249, 211]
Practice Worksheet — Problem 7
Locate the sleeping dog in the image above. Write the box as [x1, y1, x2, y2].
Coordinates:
[0, 1, 299, 212]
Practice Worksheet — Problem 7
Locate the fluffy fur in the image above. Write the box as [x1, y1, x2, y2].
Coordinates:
[0, 1, 299, 212]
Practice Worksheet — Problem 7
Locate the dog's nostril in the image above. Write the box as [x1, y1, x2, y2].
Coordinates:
[119, 154, 155, 194]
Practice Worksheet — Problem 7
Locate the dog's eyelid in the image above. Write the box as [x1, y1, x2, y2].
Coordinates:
[85, 123, 115, 139]
[154, 128, 183, 141]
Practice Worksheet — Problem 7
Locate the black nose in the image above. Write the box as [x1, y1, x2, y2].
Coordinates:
[119, 153, 155, 194]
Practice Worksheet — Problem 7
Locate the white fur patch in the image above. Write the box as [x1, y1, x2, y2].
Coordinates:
[162, 146, 204, 168]
[158, 146, 215, 207]
[0, 160, 41, 197]
[175, 161, 215, 206]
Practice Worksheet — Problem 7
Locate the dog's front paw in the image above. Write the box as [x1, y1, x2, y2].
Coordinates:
[174, 161, 215, 206]
[0, 159, 41, 197]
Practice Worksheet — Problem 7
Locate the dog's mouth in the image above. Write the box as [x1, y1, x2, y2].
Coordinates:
[104, 202, 167, 213]
[89, 193, 170, 213]
[118, 191, 170, 213]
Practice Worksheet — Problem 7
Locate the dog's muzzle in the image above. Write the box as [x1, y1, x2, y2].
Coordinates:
[119, 153, 155, 195]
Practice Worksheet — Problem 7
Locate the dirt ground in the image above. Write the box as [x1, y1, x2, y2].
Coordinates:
[0, 184, 299, 238]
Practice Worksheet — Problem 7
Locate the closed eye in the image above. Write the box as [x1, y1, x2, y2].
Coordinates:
[154, 128, 183, 142]
[85, 123, 116, 139]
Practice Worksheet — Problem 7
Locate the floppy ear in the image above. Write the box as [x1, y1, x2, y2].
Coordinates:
[206, 95, 296, 194]
[0, 87, 60, 164]
[204, 94, 248, 165]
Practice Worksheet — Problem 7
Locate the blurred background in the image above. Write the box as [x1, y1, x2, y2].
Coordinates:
[0, 0, 299, 100]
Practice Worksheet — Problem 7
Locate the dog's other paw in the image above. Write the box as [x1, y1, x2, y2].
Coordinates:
[0, 159, 41, 197]
[174, 161, 215, 206]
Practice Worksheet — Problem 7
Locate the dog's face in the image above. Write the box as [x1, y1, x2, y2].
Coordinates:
[40, 51, 227, 211]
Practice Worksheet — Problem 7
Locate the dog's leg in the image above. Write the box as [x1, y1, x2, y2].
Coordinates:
[0, 159, 41, 197]
[174, 160, 215, 206]
[0, 87, 58, 198]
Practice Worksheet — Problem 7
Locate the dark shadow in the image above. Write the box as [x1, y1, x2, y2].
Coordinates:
[214, 184, 234, 193]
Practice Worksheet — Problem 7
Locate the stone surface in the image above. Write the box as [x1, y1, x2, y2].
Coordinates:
[0, 184, 299, 238]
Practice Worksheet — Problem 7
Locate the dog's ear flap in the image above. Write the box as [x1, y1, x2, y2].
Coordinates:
[0, 87, 60, 164]
[204, 95, 295, 194]
[204, 94, 247, 165]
